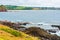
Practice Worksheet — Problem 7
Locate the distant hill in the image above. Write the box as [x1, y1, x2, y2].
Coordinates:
[0, 5, 60, 10]
[5, 5, 33, 10]
[5, 5, 60, 10]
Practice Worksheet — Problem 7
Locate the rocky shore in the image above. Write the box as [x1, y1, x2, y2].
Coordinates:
[0, 20, 60, 40]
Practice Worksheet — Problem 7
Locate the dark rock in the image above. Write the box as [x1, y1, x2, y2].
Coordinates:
[51, 25, 60, 30]
[23, 27, 60, 40]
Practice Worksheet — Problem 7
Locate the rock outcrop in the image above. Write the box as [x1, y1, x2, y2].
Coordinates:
[0, 5, 7, 12]
[51, 25, 60, 30]
[23, 27, 60, 40]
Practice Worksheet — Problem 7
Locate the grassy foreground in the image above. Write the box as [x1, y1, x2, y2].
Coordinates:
[0, 24, 40, 40]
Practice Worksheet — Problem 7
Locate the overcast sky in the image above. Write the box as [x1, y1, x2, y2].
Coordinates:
[0, 0, 60, 7]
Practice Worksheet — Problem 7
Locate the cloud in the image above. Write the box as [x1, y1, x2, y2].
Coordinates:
[0, 0, 60, 7]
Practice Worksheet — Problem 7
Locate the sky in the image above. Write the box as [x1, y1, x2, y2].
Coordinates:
[0, 0, 60, 7]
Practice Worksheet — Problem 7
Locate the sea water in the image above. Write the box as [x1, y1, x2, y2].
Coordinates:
[0, 10, 60, 24]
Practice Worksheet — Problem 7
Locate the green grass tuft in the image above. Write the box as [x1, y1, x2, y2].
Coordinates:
[0, 28, 22, 37]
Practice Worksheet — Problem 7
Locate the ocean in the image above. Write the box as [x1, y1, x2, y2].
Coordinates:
[0, 10, 60, 24]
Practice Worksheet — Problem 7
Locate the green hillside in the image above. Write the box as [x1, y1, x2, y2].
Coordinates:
[0, 24, 40, 40]
[5, 5, 33, 10]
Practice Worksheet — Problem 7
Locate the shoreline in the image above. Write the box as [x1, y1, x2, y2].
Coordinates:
[0, 20, 60, 36]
